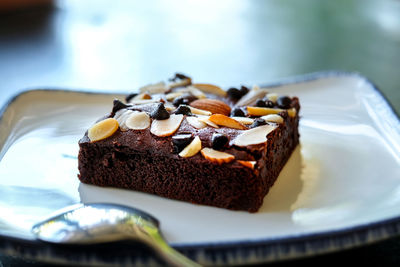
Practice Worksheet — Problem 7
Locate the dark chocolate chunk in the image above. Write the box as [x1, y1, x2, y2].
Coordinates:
[172, 133, 194, 153]
[150, 103, 170, 120]
[174, 105, 192, 116]
[172, 93, 197, 107]
[112, 99, 131, 115]
[264, 100, 275, 108]
[277, 96, 292, 109]
[227, 87, 243, 100]
[125, 93, 138, 102]
[169, 73, 191, 82]
[240, 86, 249, 95]
[212, 133, 229, 150]
[250, 118, 267, 128]
[256, 99, 267, 107]
[231, 107, 245, 117]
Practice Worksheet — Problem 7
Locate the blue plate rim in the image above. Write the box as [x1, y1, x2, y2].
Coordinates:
[0, 70, 399, 265]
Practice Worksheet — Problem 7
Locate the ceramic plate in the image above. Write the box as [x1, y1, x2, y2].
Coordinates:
[0, 72, 399, 266]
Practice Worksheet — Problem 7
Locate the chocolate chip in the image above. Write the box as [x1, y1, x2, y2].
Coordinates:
[150, 103, 170, 120]
[231, 107, 245, 117]
[227, 87, 243, 100]
[249, 118, 267, 128]
[112, 99, 131, 115]
[169, 73, 191, 82]
[256, 99, 267, 107]
[172, 133, 194, 153]
[264, 100, 275, 108]
[212, 133, 229, 150]
[172, 93, 198, 107]
[240, 85, 249, 95]
[125, 93, 138, 102]
[277, 96, 292, 109]
[174, 105, 192, 116]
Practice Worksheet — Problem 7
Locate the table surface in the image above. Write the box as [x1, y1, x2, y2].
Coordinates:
[0, 0, 400, 266]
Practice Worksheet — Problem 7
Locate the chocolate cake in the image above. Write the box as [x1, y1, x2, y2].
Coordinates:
[78, 74, 300, 212]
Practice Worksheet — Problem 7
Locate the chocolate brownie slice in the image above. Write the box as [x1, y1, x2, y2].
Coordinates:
[78, 74, 300, 212]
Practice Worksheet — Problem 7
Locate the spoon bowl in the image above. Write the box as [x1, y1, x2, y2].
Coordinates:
[31, 203, 200, 267]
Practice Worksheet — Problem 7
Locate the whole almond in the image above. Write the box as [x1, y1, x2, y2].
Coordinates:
[190, 99, 231, 116]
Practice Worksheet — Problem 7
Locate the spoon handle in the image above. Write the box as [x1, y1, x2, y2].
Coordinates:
[147, 230, 202, 267]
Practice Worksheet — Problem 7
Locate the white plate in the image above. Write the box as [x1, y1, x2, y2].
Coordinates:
[0, 72, 399, 266]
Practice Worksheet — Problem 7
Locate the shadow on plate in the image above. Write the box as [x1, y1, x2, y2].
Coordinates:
[258, 145, 304, 213]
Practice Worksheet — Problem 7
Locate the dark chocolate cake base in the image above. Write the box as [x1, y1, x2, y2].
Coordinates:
[78, 114, 299, 212]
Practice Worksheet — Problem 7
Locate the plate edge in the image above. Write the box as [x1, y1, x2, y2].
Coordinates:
[0, 71, 399, 265]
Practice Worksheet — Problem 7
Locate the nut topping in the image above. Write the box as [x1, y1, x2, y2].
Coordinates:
[231, 117, 254, 125]
[208, 114, 247, 130]
[237, 160, 256, 169]
[261, 114, 284, 124]
[201, 148, 235, 164]
[179, 136, 202, 157]
[88, 118, 119, 142]
[186, 116, 207, 129]
[139, 81, 168, 94]
[150, 114, 184, 137]
[125, 112, 151, 130]
[192, 83, 227, 97]
[233, 124, 277, 147]
[235, 88, 269, 107]
[247, 106, 284, 116]
[190, 99, 231, 116]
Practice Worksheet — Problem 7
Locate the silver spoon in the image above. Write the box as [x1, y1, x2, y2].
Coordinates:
[31, 203, 201, 267]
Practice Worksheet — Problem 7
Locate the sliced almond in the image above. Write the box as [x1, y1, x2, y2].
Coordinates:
[190, 99, 231, 116]
[165, 91, 184, 101]
[179, 136, 202, 157]
[237, 160, 256, 169]
[288, 108, 297, 118]
[150, 114, 183, 137]
[236, 88, 269, 107]
[129, 99, 160, 105]
[189, 106, 212, 116]
[208, 114, 247, 130]
[197, 116, 219, 128]
[231, 117, 254, 125]
[266, 93, 278, 103]
[168, 77, 191, 89]
[125, 112, 151, 130]
[261, 114, 283, 124]
[186, 116, 207, 129]
[139, 81, 168, 94]
[88, 118, 119, 142]
[233, 124, 277, 147]
[247, 106, 284, 116]
[178, 86, 206, 99]
[115, 109, 136, 131]
[201, 148, 235, 164]
[164, 103, 177, 112]
[192, 83, 227, 97]
[114, 108, 132, 122]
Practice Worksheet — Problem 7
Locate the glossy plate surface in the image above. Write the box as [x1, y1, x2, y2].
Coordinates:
[0, 72, 399, 265]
